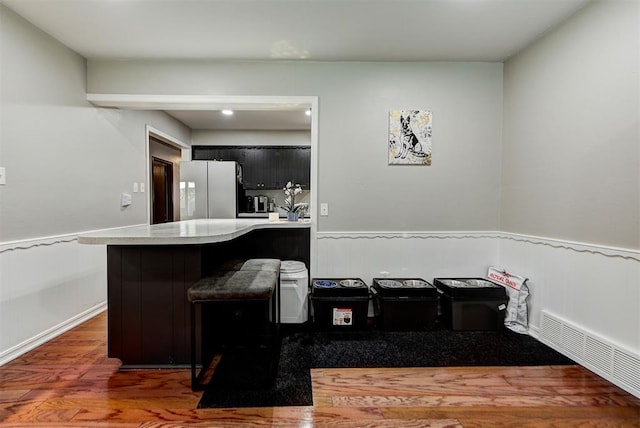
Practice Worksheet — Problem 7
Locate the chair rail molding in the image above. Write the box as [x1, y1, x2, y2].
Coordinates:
[316, 230, 640, 261]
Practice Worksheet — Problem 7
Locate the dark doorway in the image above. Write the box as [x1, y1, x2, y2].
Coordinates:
[152, 157, 174, 224]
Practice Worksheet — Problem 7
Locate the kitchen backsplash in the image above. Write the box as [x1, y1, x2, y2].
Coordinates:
[245, 189, 310, 215]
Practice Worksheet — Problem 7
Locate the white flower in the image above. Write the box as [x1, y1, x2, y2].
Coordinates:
[281, 181, 304, 213]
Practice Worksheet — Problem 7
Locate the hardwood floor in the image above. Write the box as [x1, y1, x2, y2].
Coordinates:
[1, 312, 639, 427]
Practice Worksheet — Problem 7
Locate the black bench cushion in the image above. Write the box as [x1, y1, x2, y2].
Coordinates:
[216, 258, 247, 270]
[240, 258, 281, 272]
[188, 270, 277, 302]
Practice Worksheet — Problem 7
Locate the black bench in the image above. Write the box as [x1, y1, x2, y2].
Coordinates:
[187, 259, 281, 391]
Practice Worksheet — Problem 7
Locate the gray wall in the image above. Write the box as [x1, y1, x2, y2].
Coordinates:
[0, 5, 191, 242]
[502, 0, 639, 250]
[87, 61, 504, 232]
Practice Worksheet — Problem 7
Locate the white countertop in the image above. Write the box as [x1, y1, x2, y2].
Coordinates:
[77, 218, 311, 246]
[237, 212, 284, 218]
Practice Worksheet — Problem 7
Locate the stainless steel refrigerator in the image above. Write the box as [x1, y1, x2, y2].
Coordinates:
[179, 161, 244, 219]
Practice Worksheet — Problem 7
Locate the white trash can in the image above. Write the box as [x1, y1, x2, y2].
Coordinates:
[280, 260, 309, 323]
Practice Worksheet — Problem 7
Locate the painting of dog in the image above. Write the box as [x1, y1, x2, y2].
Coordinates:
[389, 110, 432, 165]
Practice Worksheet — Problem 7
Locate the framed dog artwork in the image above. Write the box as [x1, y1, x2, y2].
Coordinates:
[388, 110, 432, 165]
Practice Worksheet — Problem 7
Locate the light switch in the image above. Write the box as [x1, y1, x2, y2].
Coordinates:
[133, 182, 139, 193]
[320, 203, 329, 216]
[0, 167, 5, 185]
[140, 182, 145, 193]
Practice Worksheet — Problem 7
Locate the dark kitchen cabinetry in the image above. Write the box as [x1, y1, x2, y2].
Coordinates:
[192, 146, 310, 190]
[192, 146, 245, 163]
[297, 147, 311, 188]
[243, 147, 278, 189]
[276, 147, 310, 189]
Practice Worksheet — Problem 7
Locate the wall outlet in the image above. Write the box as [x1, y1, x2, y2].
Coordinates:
[140, 182, 145, 192]
[320, 203, 329, 216]
[121, 193, 132, 207]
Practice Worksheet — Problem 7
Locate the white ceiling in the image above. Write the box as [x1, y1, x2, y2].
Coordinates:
[165, 109, 312, 131]
[3, 0, 591, 130]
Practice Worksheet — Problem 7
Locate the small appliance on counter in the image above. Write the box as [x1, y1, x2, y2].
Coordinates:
[310, 278, 369, 330]
[245, 196, 254, 213]
[433, 277, 507, 331]
[371, 277, 439, 331]
[254, 195, 268, 213]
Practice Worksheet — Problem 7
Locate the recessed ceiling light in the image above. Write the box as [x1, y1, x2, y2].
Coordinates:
[221, 110, 234, 116]
[305, 109, 311, 116]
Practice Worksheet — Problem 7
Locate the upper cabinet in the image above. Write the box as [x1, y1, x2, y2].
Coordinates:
[243, 147, 278, 189]
[192, 146, 311, 190]
[191, 146, 245, 163]
[277, 147, 310, 189]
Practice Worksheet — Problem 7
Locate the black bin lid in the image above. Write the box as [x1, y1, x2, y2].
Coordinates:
[433, 277, 507, 299]
[311, 278, 369, 297]
[372, 278, 438, 298]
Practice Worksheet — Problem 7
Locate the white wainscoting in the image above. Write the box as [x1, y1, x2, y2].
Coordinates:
[497, 233, 640, 351]
[497, 233, 640, 398]
[315, 231, 501, 318]
[316, 230, 640, 398]
[316, 231, 502, 284]
[0, 232, 108, 366]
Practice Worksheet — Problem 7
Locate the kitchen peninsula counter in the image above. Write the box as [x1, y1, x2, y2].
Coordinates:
[79, 218, 310, 368]
[78, 218, 311, 246]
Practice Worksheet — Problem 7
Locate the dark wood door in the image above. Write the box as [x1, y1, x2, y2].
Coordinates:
[152, 157, 174, 224]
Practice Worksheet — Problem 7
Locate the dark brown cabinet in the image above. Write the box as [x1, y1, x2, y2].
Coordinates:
[277, 147, 310, 189]
[192, 146, 311, 190]
[243, 147, 279, 189]
[192, 146, 245, 163]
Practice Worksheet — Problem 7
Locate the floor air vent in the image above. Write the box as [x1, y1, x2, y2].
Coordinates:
[562, 324, 585, 359]
[540, 311, 640, 399]
[613, 350, 640, 392]
[541, 313, 562, 344]
[584, 336, 612, 374]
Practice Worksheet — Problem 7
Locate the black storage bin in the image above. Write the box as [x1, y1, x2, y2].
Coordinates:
[433, 278, 507, 331]
[372, 278, 438, 331]
[310, 278, 369, 330]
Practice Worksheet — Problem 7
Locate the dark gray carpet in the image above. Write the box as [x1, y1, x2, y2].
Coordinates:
[198, 326, 574, 409]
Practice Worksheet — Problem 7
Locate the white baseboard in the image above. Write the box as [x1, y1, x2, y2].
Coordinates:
[0, 302, 107, 367]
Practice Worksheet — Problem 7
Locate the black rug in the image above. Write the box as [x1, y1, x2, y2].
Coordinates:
[197, 325, 574, 409]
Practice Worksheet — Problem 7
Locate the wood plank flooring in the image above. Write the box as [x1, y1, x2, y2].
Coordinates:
[1, 312, 639, 427]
